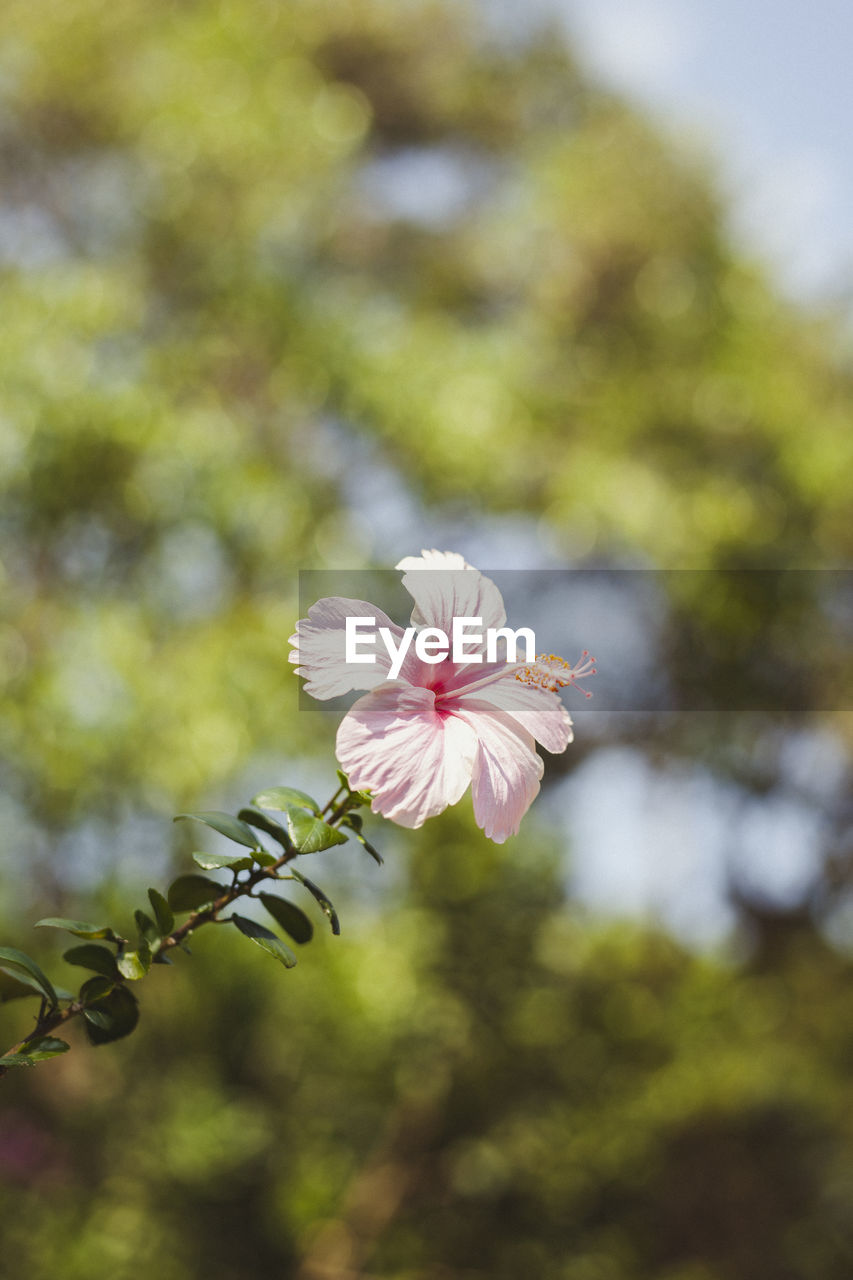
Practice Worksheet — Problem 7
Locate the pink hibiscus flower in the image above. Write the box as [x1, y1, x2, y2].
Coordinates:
[289, 550, 594, 843]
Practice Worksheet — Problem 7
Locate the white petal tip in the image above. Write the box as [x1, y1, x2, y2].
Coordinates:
[395, 549, 472, 572]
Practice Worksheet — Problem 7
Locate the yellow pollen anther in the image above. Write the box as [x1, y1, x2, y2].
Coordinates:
[514, 650, 597, 697]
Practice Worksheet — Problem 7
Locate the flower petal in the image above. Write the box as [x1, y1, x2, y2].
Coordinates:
[395, 550, 473, 572]
[450, 699, 544, 843]
[457, 678, 573, 754]
[395, 549, 507, 633]
[289, 597, 405, 700]
[336, 684, 478, 828]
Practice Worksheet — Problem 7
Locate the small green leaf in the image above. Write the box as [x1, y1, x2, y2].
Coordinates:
[341, 815, 383, 865]
[134, 909, 160, 946]
[259, 894, 313, 945]
[237, 807, 291, 850]
[63, 944, 119, 979]
[231, 914, 297, 968]
[285, 809, 349, 854]
[252, 787, 320, 815]
[0, 969, 41, 1002]
[173, 811, 259, 849]
[0, 968, 43, 1001]
[79, 975, 116, 1029]
[81, 980, 139, 1045]
[35, 918, 119, 942]
[0, 1054, 36, 1067]
[167, 875, 224, 913]
[16, 1036, 71, 1062]
[252, 849, 277, 867]
[0, 946, 59, 1007]
[148, 888, 174, 936]
[81, 1008, 112, 1030]
[336, 770, 372, 805]
[192, 850, 254, 872]
[354, 832, 384, 866]
[79, 975, 114, 1002]
[290, 870, 341, 935]
[117, 937, 151, 981]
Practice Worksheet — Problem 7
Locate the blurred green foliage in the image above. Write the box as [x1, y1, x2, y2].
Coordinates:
[1, 0, 852, 1276]
[4, 824, 853, 1279]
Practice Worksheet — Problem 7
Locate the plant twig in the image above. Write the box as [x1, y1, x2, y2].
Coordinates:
[0, 786, 359, 1078]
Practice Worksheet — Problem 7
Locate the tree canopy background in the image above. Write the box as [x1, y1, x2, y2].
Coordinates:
[0, 2, 851, 1277]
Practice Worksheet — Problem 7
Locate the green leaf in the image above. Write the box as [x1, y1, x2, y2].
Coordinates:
[167, 874, 224, 913]
[252, 849, 277, 867]
[173, 811, 259, 849]
[134, 909, 160, 946]
[354, 832, 384, 866]
[81, 980, 139, 1045]
[336, 771, 372, 805]
[290, 871, 341, 935]
[81, 1008, 112, 1030]
[341, 815, 383, 865]
[237, 807, 291, 850]
[79, 975, 116, 1029]
[192, 850, 254, 872]
[35, 918, 119, 942]
[0, 946, 59, 1007]
[0, 969, 41, 1002]
[0, 968, 43, 1001]
[252, 787, 320, 815]
[117, 937, 151, 981]
[63, 944, 119, 979]
[79, 975, 114, 1002]
[148, 888, 174, 937]
[285, 808, 349, 854]
[231, 914, 297, 968]
[16, 1036, 71, 1062]
[259, 894, 313, 945]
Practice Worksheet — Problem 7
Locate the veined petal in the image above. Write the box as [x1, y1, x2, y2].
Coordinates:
[336, 684, 478, 828]
[450, 699, 544, 843]
[396, 548, 507, 633]
[437, 658, 521, 696]
[289, 597, 404, 700]
[457, 678, 573, 754]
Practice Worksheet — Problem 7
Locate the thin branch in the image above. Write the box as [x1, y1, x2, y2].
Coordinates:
[0, 788, 355, 1077]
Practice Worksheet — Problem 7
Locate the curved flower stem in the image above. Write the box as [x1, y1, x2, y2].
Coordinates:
[327, 798, 353, 825]
[321, 785, 346, 816]
[0, 789, 352, 1079]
